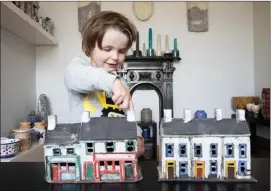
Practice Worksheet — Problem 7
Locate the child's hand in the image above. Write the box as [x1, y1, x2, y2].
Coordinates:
[112, 79, 133, 110]
[136, 136, 145, 158]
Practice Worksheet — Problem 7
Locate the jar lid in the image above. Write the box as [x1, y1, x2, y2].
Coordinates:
[34, 121, 45, 125]
[20, 121, 31, 125]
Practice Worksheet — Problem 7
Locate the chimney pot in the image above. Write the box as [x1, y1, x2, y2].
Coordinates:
[47, 115, 57, 130]
[127, 110, 136, 122]
[164, 109, 172, 122]
[214, 108, 222, 121]
[82, 111, 90, 123]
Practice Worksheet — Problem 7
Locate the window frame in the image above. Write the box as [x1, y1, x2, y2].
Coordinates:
[165, 143, 174, 157]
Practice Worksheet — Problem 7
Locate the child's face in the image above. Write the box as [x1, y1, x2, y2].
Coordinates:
[91, 28, 128, 72]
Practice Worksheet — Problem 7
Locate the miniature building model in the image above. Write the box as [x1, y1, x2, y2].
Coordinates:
[158, 109, 257, 182]
[43, 111, 142, 183]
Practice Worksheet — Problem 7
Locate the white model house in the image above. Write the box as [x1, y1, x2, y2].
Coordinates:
[158, 109, 256, 182]
[43, 111, 142, 183]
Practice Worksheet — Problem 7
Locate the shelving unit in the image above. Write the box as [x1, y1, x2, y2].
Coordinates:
[1, 142, 43, 162]
[1, 2, 58, 46]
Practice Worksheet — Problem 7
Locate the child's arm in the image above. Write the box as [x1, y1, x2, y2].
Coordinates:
[64, 57, 117, 93]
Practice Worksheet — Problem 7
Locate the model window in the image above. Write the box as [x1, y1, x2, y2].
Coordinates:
[226, 144, 234, 158]
[126, 140, 135, 151]
[179, 144, 187, 157]
[106, 142, 115, 152]
[209, 160, 217, 174]
[165, 143, 174, 157]
[53, 148, 61, 156]
[67, 148, 74, 155]
[86, 142, 94, 155]
[179, 161, 188, 176]
[194, 143, 202, 157]
[238, 161, 247, 176]
[239, 144, 247, 158]
[210, 143, 218, 157]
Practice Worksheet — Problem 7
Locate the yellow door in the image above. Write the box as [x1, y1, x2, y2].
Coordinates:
[165, 160, 176, 179]
[193, 161, 205, 178]
[225, 160, 236, 179]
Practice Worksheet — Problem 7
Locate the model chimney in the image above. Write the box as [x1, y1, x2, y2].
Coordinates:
[236, 109, 246, 122]
[47, 115, 57, 130]
[82, 111, 90, 123]
[164, 109, 172, 122]
[127, 110, 136, 122]
[183, 109, 192, 123]
[214, 108, 222, 121]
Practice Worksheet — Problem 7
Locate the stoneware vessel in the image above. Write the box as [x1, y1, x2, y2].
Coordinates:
[0, 137, 20, 158]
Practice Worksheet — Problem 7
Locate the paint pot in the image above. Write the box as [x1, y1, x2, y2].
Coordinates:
[214, 108, 222, 121]
[183, 109, 192, 123]
[13, 128, 31, 152]
[163, 109, 172, 122]
[236, 109, 246, 122]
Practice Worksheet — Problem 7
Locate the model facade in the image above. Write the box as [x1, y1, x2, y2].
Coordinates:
[158, 109, 256, 182]
[43, 111, 142, 183]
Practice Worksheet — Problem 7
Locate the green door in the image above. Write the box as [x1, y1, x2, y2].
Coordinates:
[125, 163, 133, 180]
[86, 164, 93, 179]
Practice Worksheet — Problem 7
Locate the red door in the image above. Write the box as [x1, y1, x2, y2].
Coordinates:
[197, 168, 202, 178]
[51, 164, 60, 181]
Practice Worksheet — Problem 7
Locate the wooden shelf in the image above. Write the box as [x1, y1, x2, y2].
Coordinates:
[1, 142, 43, 162]
[1, 2, 58, 46]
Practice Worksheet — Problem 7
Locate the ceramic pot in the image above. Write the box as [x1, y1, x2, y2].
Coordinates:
[0, 137, 20, 158]
[13, 129, 31, 152]
[33, 122, 45, 144]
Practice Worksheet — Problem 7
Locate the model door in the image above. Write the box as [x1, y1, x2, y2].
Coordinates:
[166, 160, 176, 179]
[228, 167, 234, 178]
[194, 161, 205, 178]
[226, 161, 236, 179]
[51, 164, 60, 181]
[168, 166, 174, 179]
[86, 164, 93, 180]
[197, 168, 203, 178]
[125, 162, 133, 180]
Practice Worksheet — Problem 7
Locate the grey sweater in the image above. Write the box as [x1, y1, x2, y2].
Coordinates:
[64, 57, 142, 137]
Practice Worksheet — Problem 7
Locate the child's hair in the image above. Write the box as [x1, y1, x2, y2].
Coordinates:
[82, 11, 137, 57]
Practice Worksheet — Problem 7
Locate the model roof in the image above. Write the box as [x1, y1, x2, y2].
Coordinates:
[44, 123, 81, 146]
[44, 117, 138, 146]
[161, 118, 250, 136]
[80, 117, 137, 141]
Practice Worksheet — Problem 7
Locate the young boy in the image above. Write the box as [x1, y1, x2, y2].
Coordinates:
[64, 11, 144, 157]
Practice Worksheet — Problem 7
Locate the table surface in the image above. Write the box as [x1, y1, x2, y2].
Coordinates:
[0, 158, 270, 191]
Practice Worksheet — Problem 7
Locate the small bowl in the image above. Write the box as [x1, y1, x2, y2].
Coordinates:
[0, 137, 20, 158]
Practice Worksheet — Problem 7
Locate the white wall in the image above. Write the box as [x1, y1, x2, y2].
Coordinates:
[36, 2, 255, 124]
[1, 27, 36, 136]
[253, 2, 270, 139]
[253, 2, 271, 97]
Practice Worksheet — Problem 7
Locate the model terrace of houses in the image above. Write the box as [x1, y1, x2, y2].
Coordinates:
[158, 109, 256, 182]
[43, 111, 142, 183]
